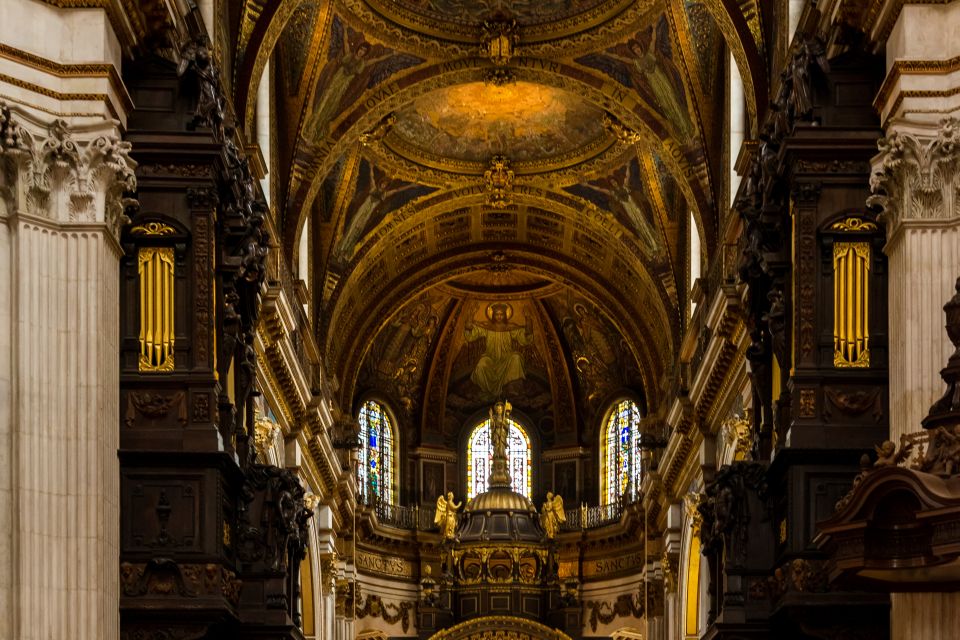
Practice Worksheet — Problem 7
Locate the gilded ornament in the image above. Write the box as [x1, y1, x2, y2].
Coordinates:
[253, 415, 281, 454]
[539, 491, 566, 539]
[130, 222, 177, 236]
[829, 217, 877, 232]
[303, 492, 321, 511]
[603, 112, 642, 145]
[434, 491, 462, 540]
[683, 492, 703, 535]
[484, 155, 514, 208]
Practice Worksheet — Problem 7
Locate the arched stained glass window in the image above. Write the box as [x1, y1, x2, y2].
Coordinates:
[466, 418, 531, 500]
[357, 400, 397, 504]
[600, 399, 643, 504]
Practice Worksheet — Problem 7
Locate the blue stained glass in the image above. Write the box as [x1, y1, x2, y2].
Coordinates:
[356, 400, 397, 504]
[602, 399, 643, 504]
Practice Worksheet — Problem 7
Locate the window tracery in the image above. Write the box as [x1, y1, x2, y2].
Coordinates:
[357, 399, 398, 504]
[600, 398, 643, 504]
[466, 417, 531, 499]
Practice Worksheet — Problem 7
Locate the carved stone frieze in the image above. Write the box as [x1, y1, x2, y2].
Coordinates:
[356, 593, 415, 632]
[868, 117, 960, 230]
[585, 592, 644, 632]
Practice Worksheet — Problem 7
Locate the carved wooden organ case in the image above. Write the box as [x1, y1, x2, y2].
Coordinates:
[117, 19, 311, 640]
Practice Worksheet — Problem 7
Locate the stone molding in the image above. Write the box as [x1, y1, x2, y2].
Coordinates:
[869, 117, 960, 240]
[0, 101, 136, 237]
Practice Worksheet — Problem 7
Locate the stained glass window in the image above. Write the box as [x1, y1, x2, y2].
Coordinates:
[600, 399, 642, 504]
[356, 400, 397, 504]
[466, 417, 531, 500]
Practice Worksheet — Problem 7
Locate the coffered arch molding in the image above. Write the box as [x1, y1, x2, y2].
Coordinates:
[426, 615, 574, 640]
[698, 0, 767, 136]
[327, 244, 672, 417]
[328, 187, 678, 354]
[284, 56, 715, 258]
[337, 0, 656, 56]
[352, 186, 664, 271]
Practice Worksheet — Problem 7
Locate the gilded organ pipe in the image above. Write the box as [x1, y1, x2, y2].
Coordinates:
[833, 242, 870, 368]
[138, 246, 175, 372]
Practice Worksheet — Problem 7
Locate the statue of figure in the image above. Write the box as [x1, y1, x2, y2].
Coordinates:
[464, 303, 533, 399]
[540, 491, 566, 540]
[490, 400, 511, 458]
[433, 492, 461, 540]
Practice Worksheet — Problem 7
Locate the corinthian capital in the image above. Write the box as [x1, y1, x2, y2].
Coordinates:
[0, 101, 137, 236]
[868, 117, 960, 231]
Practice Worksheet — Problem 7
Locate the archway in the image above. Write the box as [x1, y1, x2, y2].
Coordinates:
[427, 615, 574, 640]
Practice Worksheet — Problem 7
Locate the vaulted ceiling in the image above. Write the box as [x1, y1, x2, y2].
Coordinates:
[230, 0, 770, 443]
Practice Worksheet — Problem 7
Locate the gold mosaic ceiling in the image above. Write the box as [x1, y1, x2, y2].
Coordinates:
[389, 82, 611, 169]
[233, 0, 768, 423]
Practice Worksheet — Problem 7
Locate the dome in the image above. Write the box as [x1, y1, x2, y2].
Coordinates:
[457, 486, 543, 542]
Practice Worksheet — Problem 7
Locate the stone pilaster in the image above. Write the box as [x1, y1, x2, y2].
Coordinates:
[0, 104, 134, 640]
[871, 119, 960, 441]
[869, 4, 960, 635]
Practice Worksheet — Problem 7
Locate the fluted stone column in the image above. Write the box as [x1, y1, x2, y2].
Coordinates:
[0, 2, 132, 637]
[869, 3, 960, 637]
[0, 104, 134, 640]
[872, 117, 960, 443]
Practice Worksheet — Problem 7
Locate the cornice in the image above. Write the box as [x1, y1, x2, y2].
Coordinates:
[874, 55, 960, 115]
[0, 43, 132, 113]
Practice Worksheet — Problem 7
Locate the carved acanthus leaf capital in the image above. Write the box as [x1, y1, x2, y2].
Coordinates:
[0, 102, 138, 235]
[868, 117, 960, 231]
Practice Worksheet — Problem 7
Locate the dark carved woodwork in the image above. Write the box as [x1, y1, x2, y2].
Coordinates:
[119, 11, 309, 640]
[714, 22, 891, 639]
[817, 278, 960, 592]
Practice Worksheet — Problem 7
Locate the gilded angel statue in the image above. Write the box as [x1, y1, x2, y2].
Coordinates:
[540, 491, 566, 540]
[434, 491, 462, 540]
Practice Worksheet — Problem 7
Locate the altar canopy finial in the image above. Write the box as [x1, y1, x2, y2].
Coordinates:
[488, 400, 513, 489]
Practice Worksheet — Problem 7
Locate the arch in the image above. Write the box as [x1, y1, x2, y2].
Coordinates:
[426, 615, 574, 640]
[283, 57, 716, 259]
[679, 500, 706, 639]
[327, 245, 672, 417]
[356, 398, 399, 504]
[233, 0, 329, 136]
[599, 398, 644, 504]
[465, 415, 533, 500]
[698, 0, 768, 137]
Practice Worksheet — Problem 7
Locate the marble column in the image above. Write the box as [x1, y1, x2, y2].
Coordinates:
[872, 117, 960, 443]
[0, 105, 134, 640]
[0, 2, 132, 637]
[869, 3, 960, 637]
[0, 104, 134, 640]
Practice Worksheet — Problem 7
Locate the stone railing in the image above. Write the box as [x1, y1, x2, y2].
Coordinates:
[364, 493, 627, 533]
[561, 500, 625, 531]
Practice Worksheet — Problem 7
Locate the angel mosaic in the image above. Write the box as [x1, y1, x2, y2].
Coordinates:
[335, 160, 434, 263]
[575, 16, 695, 140]
[565, 159, 662, 255]
[302, 16, 423, 143]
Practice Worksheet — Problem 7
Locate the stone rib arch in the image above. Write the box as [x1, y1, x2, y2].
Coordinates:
[283, 56, 715, 259]
[426, 615, 574, 640]
[327, 243, 672, 415]
[698, 0, 768, 137]
[326, 186, 678, 342]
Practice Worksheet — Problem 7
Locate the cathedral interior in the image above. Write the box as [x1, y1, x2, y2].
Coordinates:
[2, 0, 960, 638]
